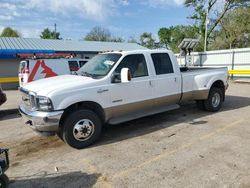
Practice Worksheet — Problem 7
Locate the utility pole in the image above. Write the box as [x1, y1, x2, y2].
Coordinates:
[54, 23, 57, 39]
[204, 9, 209, 52]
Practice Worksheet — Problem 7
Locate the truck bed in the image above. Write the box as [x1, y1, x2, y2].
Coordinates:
[180, 66, 227, 73]
[179, 66, 228, 102]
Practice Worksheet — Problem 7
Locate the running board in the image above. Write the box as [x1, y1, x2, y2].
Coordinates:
[108, 104, 180, 125]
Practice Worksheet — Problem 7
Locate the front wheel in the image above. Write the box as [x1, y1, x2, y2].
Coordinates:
[204, 87, 223, 112]
[0, 174, 9, 188]
[62, 109, 102, 149]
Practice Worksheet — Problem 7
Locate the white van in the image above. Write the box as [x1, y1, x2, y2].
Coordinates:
[18, 58, 88, 86]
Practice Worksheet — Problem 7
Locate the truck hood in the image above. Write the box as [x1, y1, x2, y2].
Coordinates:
[22, 75, 96, 96]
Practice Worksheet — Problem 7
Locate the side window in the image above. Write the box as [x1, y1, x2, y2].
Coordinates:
[68, 61, 79, 71]
[151, 53, 174, 75]
[115, 54, 148, 78]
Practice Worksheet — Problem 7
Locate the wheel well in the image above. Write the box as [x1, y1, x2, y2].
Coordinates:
[211, 80, 225, 101]
[59, 101, 105, 127]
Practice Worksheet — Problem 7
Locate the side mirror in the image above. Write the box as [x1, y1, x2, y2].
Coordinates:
[121, 68, 132, 83]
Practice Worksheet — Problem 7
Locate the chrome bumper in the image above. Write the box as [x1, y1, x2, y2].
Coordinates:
[19, 104, 64, 133]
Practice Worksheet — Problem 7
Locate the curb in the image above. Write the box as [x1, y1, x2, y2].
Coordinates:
[234, 80, 250, 84]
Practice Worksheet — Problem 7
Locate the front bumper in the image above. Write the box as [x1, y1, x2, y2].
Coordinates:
[19, 104, 64, 134]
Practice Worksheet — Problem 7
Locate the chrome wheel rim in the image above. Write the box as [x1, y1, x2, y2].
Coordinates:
[212, 93, 220, 108]
[73, 119, 95, 141]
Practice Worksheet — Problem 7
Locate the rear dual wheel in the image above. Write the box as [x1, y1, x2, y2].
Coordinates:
[196, 87, 223, 112]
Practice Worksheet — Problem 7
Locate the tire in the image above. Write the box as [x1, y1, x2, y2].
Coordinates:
[62, 109, 102, 149]
[196, 100, 205, 110]
[56, 126, 63, 141]
[204, 87, 223, 112]
[0, 174, 9, 188]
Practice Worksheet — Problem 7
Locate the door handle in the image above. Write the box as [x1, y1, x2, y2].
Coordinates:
[174, 77, 177, 82]
[97, 89, 109, 93]
[149, 80, 153, 86]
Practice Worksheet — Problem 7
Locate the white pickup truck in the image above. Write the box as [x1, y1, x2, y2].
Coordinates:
[19, 50, 228, 149]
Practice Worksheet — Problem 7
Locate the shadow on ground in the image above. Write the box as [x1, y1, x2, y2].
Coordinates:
[3, 95, 250, 154]
[9, 171, 101, 188]
[0, 109, 20, 121]
[93, 95, 250, 147]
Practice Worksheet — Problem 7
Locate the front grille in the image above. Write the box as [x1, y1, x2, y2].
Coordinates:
[29, 92, 37, 108]
[20, 88, 36, 110]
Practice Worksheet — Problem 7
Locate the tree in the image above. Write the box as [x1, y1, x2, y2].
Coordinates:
[139, 32, 156, 49]
[84, 26, 112, 41]
[0, 27, 21, 37]
[110, 37, 124, 43]
[84, 26, 124, 42]
[158, 28, 172, 48]
[40, 28, 60, 39]
[210, 7, 250, 50]
[158, 25, 200, 53]
[127, 36, 138, 43]
[184, 0, 250, 49]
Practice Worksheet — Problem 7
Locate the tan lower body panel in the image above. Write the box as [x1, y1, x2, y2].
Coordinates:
[181, 89, 209, 102]
[105, 94, 180, 124]
[193, 89, 209, 100]
[104, 89, 209, 124]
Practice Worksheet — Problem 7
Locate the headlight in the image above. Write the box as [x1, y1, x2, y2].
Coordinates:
[36, 96, 53, 111]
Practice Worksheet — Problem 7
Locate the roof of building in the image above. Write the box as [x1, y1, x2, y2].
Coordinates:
[0, 37, 146, 58]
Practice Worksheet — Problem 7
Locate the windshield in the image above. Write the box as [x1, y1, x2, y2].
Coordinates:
[77, 53, 122, 79]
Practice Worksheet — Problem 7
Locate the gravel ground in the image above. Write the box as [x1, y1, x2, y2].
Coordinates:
[0, 81, 249, 188]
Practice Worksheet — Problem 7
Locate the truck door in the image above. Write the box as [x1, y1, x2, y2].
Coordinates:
[150, 53, 181, 107]
[109, 54, 154, 123]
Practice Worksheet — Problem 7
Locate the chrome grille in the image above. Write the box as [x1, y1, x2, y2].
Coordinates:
[29, 92, 37, 109]
[20, 88, 31, 107]
[20, 88, 36, 110]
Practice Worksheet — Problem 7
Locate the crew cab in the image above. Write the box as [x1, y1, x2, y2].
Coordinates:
[19, 50, 228, 149]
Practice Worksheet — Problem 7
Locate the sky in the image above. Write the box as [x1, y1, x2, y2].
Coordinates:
[0, 0, 194, 41]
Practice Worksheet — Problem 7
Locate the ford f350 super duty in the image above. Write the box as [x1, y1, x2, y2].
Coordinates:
[19, 50, 228, 149]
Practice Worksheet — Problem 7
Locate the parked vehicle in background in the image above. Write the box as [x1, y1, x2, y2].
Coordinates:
[19, 49, 228, 149]
[18, 58, 89, 86]
[0, 86, 7, 106]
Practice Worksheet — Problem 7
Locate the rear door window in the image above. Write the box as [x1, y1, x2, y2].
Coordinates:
[68, 61, 79, 71]
[151, 53, 174, 75]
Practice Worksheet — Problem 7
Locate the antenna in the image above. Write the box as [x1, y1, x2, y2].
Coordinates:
[54, 23, 57, 39]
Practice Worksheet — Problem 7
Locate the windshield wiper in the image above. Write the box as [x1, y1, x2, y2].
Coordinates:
[81, 71, 101, 78]
[81, 71, 92, 77]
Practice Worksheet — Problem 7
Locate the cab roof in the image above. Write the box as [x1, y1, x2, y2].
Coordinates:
[100, 49, 172, 56]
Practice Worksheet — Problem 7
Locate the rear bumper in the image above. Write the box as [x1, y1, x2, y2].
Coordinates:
[19, 104, 64, 134]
